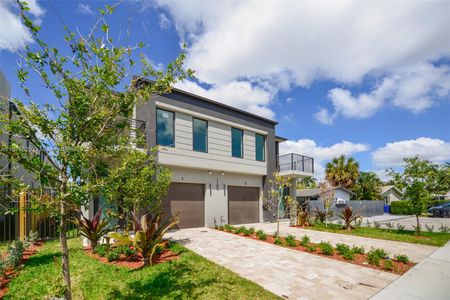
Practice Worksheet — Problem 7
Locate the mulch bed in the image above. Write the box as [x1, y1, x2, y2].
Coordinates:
[84, 246, 180, 269]
[220, 229, 414, 275]
[0, 241, 44, 298]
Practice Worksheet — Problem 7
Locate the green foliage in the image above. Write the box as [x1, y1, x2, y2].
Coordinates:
[384, 259, 394, 271]
[390, 201, 412, 215]
[94, 244, 108, 257]
[318, 242, 334, 256]
[339, 206, 363, 230]
[439, 224, 450, 233]
[352, 171, 382, 200]
[285, 235, 297, 247]
[367, 248, 388, 266]
[246, 227, 256, 236]
[256, 230, 267, 240]
[27, 230, 39, 244]
[386, 222, 394, 229]
[297, 177, 317, 189]
[104, 150, 172, 217]
[395, 254, 410, 264]
[110, 212, 179, 266]
[300, 235, 311, 247]
[154, 245, 165, 255]
[73, 208, 110, 251]
[296, 209, 310, 227]
[305, 244, 316, 252]
[313, 208, 332, 224]
[106, 249, 121, 262]
[424, 224, 434, 232]
[351, 245, 365, 254]
[396, 223, 406, 231]
[224, 224, 235, 232]
[374, 221, 381, 229]
[235, 226, 247, 234]
[274, 237, 283, 245]
[336, 243, 355, 260]
[325, 155, 359, 189]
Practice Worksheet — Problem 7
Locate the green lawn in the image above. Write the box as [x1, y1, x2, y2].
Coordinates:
[303, 224, 450, 247]
[6, 238, 280, 299]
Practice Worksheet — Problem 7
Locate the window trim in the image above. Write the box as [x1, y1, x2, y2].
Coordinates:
[156, 108, 175, 147]
[255, 133, 266, 162]
[231, 127, 244, 159]
[192, 117, 208, 153]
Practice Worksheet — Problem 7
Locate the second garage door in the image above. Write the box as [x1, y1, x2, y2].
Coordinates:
[162, 183, 205, 229]
[228, 186, 259, 225]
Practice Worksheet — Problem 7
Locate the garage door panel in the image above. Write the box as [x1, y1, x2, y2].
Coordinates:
[228, 186, 259, 225]
[163, 183, 204, 229]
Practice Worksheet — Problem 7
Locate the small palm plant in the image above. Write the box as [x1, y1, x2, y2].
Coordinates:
[73, 208, 111, 251]
[110, 212, 179, 266]
[339, 206, 363, 230]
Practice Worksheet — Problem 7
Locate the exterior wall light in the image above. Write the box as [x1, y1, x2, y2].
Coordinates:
[221, 172, 225, 176]
[208, 171, 212, 175]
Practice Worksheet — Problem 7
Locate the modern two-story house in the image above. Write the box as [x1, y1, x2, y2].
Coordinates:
[133, 79, 314, 229]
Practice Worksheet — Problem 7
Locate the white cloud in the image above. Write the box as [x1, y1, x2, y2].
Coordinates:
[158, 13, 171, 30]
[0, 0, 44, 52]
[151, 1, 450, 122]
[372, 137, 450, 168]
[318, 63, 450, 124]
[174, 80, 275, 119]
[77, 3, 94, 15]
[280, 139, 370, 179]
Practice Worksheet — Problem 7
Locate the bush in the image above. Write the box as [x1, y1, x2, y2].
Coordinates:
[318, 242, 334, 256]
[6, 240, 26, 268]
[396, 223, 406, 231]
[425, 224, 434, 232]
[106, 249, 121, 262]
[274, 237, 283, 245]
[256, 230, 267, 240]
[386, 222, 394, 229]
[243, 227, 255, 236]
[367, 248, 388, 266]
[235, 226, 247, 234]
[0, 259, 7, 277]
[384, 259, 394, 271]
[27, 230, 39, 244]
[374, 222, 381, 229]
[154, 245, 165, 254]
[300, 235, 310, 247]
[224, 224, 235, 232]
[285, 235, 297, 247]
[94, 244, 108, 257]
[439, 224, 449, 233]
[336, 243, 354, 260]
[305, 244, 316, 252]
[351, 245, 365, 254]
[218, 225, 224, 231]
[390, 201, 412, 215]
[395, 254, 410, 264]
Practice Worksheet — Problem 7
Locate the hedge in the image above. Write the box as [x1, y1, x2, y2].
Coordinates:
[390, 200, 412, 215]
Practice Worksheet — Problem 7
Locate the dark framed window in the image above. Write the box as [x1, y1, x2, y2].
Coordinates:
[231, 127, 243, 158]
[193, 118, 208, 153]
[156, 108, 175, 147]
[255, 134, 265, 161]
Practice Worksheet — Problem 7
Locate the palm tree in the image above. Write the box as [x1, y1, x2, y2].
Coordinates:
[353, 171, 382, 200]
[325, 155, 359, 189]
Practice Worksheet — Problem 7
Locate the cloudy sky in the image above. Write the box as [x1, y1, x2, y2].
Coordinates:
[1, 0, 449, 179]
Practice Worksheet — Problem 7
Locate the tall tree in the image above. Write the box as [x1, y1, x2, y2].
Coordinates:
[0, 2, 192, 298]
[297, 176, 317, 189]
[353, 171, 382, 200]
[325, 155, 359, 189]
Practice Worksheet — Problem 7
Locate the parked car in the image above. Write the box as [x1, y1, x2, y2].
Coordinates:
[428, 202, 450, 218]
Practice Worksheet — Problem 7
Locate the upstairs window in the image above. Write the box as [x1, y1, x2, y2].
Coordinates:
[255, 134, 265, 161]
[193, 118, 208, 153]
[231, 127, 243, 158]
[156, 108, 175, 147]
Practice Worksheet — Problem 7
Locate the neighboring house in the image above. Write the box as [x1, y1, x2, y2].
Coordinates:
[124, 79, 314, 228]
[380, 185, 403, 205]
[296, 186, 353, 209]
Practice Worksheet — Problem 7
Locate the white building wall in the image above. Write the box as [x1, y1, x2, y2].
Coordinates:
[169, 166, 264, 227]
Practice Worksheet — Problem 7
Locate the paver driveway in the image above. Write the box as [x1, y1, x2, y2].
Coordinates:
[244, 221, 436, 263]
[166, 228, 398, 300]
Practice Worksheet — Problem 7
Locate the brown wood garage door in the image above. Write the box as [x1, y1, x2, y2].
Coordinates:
[162, 183, 205, 229]
[228, 186, 259, 225]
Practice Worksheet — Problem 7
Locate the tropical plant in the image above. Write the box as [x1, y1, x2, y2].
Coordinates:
[256, 230, 267, 240]
[306, 244, 316, 252]
[396, 223, 406, 231]
[384, 259, 394, 271]
[374, 221, 381, 229]
[386, 222, 394, 229]
[224, 224, 235, 232]
[439, 224, 449, 233]
[297, 177, 317, 189]
[367, 249, 382, 266]
[110, 212, 179, 266]
[285, 235, 297, 247]
[325, 155, 360, 189]
[73, 208, 111, 251]
[0, 3, 192, 297]
[274, 237, 283, 245]
[300, 235, 311, 247]
[318, 242, 334, 256]
[313, 208, 332, 224]
[106, 249, 121, 262]
[395, 254, 410, 264]
[296, 209, 310, 227]
[94, 244, 108, 257]
[339, 206, 363, 230]
[353, 171, 383, 200]
[351, 245, 365, 254]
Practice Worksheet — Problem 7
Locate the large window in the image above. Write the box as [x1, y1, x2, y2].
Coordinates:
[231, 127, 243, 158]
[156, 108, 175, 147]
[193, 118, 208, 153]
[255, 134, 265, 161]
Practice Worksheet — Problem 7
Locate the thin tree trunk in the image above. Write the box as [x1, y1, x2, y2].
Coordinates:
[143, 254, 152, 266]
[416, 214, 421, 235]
[60, 200, 72, 299]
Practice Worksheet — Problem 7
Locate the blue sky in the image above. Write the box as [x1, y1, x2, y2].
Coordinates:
[1, 0, 449, 179]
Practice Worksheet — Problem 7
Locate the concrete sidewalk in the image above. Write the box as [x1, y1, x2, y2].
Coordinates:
[244, 221, 437, 263]
[371, 241, 450, 300]
[167, 228, 397, 300]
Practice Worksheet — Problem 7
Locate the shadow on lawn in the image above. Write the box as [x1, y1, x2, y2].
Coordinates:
[23, 252, 62, 268]
[107, 260, 218, 299]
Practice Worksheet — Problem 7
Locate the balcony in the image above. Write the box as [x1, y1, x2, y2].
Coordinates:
[277, 153, 314, 178]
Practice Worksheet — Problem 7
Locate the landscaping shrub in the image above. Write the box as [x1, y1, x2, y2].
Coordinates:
[438, 224, 449, 233]
[300, 235, 310, 247]
[385, 222, 394, 229]
[351, 245, 365, 254]
[313, 208, 332, 224]
[73, 208, 111, 251]
[218, 225, 224, 231]
[425, 224, 434, 232]
[106, 249, 121, 262]
[94, 244, 108, 257]
[154, 245, 165, 254]
[296, 209, 310, 227]
[285, 235, 297, 247]
[374, 221, 381, 229]
[339, 206, 363, 230]
[318, 242, 334, 256]
[396, 223, 406, 231]
[6, 240, 26, 268]
[412, 224, 422, 234]
[384, 259, 394, 271]
[305, 244, 316, 252]
[395, 254, 410, 264]
[27, 230, 39, 244]
[0, 258, 7, 277]
[224, 224, 234, 232]
[256, 230, 267, 240]
[244, 227, 255, 236]
[336, 243, 354, 260]
[235, 226, 247, 234]
[274, 237, 283, 245]
[367, 248, 387, 266]
[390, 201, 412, 215]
